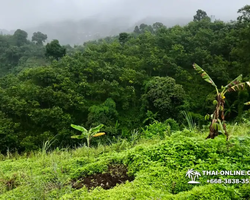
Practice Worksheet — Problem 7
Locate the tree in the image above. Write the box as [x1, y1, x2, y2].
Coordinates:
[193, 63, 250, 140]
[133, 26, 140, 34]
[87, 98, 118, 127]
[232, 12, 250, 76]
[193, 9, 210, 22]
[142, 77, 186, 120]
[140, 23, 148, 31]
[13, 29, 28, 46]
[32, 32, 47, 45]
[45, 39, 66, 60]
[119, 32, 129, 45]
[152, 22, 165, 32]
[237, 5, 250, 23]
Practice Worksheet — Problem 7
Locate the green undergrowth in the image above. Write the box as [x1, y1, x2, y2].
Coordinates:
[0, 123, 250, 199]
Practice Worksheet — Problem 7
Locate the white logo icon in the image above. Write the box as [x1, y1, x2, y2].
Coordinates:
[186, 169, 201, 184]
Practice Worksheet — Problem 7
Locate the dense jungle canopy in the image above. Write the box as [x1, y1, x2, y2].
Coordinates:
[0, 7, 250, 153]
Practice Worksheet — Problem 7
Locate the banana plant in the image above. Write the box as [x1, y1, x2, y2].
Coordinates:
[71, 124, 105, 147]
[193, 63, 250, 140]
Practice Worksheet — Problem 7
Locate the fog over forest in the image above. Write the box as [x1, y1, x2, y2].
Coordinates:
[1, 1, 250, 198]
[0, 0, 249, 44]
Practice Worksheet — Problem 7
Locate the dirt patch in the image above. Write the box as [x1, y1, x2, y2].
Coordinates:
[72, 164, 134, 190]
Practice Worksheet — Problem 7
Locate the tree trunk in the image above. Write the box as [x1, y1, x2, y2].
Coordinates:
[206, 94, 228, 140]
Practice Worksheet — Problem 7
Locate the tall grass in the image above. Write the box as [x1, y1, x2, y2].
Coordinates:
[0, 121, 250, 199]
[181, 111, 196, 131]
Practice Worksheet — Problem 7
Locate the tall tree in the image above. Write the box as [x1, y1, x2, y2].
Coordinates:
[119, 32, 129, 45]
[152, 22, 165, 32]
[13, 29, 28, 46]
[45, 39, 66, 60]
[237, 5, 250, 23]
[142, 76, 186, 120]
[133, 26, 140, 34]
[32, 32, 47, 45]
[193, 9, 210, 22]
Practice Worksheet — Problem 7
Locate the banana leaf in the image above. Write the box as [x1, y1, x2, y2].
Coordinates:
[230, 83, 246, 91]
[71, 124, 88, 134]
[89, 124, 104, 135]
[193, 63, 217, 88]
[223, 74, 242, 93]
[71, 135, 85, 139]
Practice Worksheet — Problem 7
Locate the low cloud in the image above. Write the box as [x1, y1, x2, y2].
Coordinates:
[0, 0, 249, 30]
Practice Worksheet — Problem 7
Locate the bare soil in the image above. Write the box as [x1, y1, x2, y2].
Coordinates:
[72, 164, 134, 190]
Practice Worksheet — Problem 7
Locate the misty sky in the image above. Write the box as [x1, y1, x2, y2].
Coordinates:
[0, 0, 249, 30]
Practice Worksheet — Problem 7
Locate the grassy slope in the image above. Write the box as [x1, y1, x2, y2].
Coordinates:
[0, 123, 250, 199]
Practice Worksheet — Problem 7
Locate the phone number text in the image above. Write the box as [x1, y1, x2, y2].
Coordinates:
[207, 179, 250, 184]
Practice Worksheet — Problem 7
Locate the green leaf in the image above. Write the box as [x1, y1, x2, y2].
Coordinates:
[229, 82, 246, 92]
[223, 74, 242, 93]
[71, 135, 85, 139]
[89, 124, 104, 135]
[193, 63, 217, 88]
[225, 80, 250, 93]
[71, 124, 88, 134]
[205, 114, 210, 120]
[217, 119, 225, 133]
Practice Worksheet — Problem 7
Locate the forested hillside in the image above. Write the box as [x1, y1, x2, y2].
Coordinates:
[1, 4, 250, 200]
[0, 7, 250, 154]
